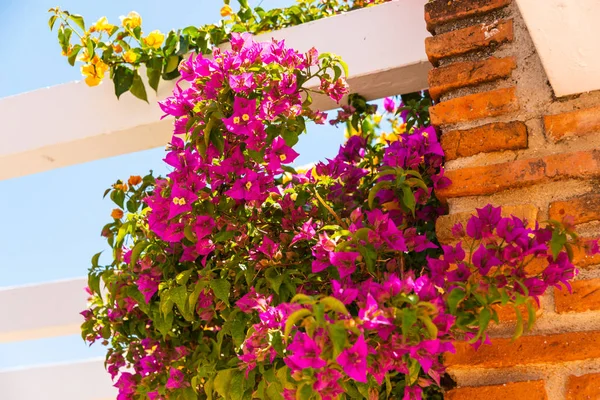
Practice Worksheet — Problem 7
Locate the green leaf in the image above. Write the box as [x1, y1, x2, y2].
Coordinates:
[165, 55, 180, 73]
[320, 296, 349, 315]
[513, 305, 524, 340]
[401, 308, 417, 338]
[171, 285, 194, 321]
[418, 314, 439, 339]
[91, 251, 102, 269]
[368, 181, 392, 209]
[214, 369, 235, 398]
[265, 267, 284, 295]
[550, 230, 567, 260]
[281, 129, 299, 147]
[130, 240, 150, 267]
[130, 71, 148, 102]
[88, 273, 101, 296]
[210, 279, 231, 307]
[113, 66, 134, 99]
[401, 185, 416, 215]
[176, 270, 193, 285]
[284, 308, 312, 339]
[69, 14, 85, 31]
[327, 323, 347, 356]
[48, 15, 58, 30]
[448, 287, 466, 314]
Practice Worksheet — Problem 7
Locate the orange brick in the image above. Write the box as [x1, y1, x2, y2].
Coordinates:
[430, 87, 518, 126]
[572, 237, 600, 268]
[495, 301, 541, 322]
[555, 279, 600, 313]
[566, 373, 600, 400]
[425, 20, 514, 65]
[429, 57, 517, 100]
[445, 331, 600, 369]
[442, 121, 527, 160]
[544, 105, 600, 143]
[425, 0, 512, 32]
[436, 150, 600, 200]
[436, 204, 539, 244]
[446, 381, 547, 400]
[549, 194, 600, 225]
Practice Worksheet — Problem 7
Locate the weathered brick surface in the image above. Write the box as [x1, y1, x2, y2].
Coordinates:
[555, 278, 600, 313]
[430, 87, 518, 126]
[566, 373, 600, 400]
[572, 237, 600, 268]
[544, 105, 600, 143]
[445, 380, 547, 400]
[495, 301, 541, 322]
[425, 20, 514, 65]
[442, 121, 527, 160]
[425, 0, 512, 33]
[445, 331, 600, 368]
[429, 57, 516, 100]
[549, 194, 600, 225]
[436, 204, 539, 244]
[437, 150, 600, 200]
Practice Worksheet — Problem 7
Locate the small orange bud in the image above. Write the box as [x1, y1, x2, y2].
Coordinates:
[111, 208, 124, 219]
[113, 44, 123, 53]
[128, 175, 142, 186]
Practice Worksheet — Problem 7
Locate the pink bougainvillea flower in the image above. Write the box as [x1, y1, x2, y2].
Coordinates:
[222, 97, 258, 136]
[168, 185, 198, 219]
[229, 72, 256, 93]
[383, 97, 395, 113]
[165, 367, 186, 390]
[331, 279, 358, 305]
[267, 136, 299, 173]
[194, 215, 216, 240]
[136, 273, 160, 304]
[329, 251, 359, 279]
[403, 385, 423, 400]
[291, 219, 316, 245]
[472, 244, 502, 276]
[313, 368, 344, 400]
[114, 372, 136, 397]
[237, 287, 272, 313]
[284, 332, 327, 371]
[225, 170, 267, 202]
[257, 236, 279, 259]
[336, 335, 368, 383]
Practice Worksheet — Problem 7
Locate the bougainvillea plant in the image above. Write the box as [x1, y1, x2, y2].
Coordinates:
[77, 31, 599, 400]
[48, 0, 389, 99]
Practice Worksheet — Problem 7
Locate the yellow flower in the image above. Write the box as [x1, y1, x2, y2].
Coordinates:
[121, 11, 142, 30]
[143, 30, 165, 49]
[373, 114, 383, 125]
[123, 49, 138, 63]
[220, 5, 233, 17]
[81, 57, 109, 87]
[93, 16, 115, 34]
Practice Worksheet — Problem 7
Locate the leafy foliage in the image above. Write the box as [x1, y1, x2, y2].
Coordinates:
[49, 0, 389, 98]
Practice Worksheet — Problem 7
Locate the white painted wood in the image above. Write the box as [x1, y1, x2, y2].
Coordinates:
[0, 358, 116, 400]
[0, 0, 430, 181]
[516, 0, 600, 97]
[0, 278, 88, 343]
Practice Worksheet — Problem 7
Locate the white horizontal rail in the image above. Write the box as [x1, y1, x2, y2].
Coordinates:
[0, 0, 430, 181]
[0, 358, 115, 400]
[0, 278, 88, 343]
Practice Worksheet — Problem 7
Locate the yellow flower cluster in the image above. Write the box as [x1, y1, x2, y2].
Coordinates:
[90, 16, 115, 34]
[80, 57, 109, 87]
[220, 5, 234, 17]
[121, 11, 142, 30]
[143, 30, 165, 49]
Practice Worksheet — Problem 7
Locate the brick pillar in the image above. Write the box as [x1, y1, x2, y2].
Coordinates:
[424, 1, 600, 399]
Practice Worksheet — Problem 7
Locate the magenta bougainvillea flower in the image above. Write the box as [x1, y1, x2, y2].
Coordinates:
[79, 31, 591, 400]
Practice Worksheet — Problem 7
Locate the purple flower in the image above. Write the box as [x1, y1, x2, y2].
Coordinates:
[136, 273, 160, 304]
[472, 245, 502, 275]
[284, 332, 327, 371]
[336, 335, 368, 383]
[383, 97, 395, 113]
[229, 72, 255, 93]
[222, 97, 258, 136]
[329, 251, 360, 279]
[166, 368, 185, 390]
[168, 186, 197, 219]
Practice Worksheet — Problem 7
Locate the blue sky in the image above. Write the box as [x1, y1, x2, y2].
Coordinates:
[0, 0, 350, 369]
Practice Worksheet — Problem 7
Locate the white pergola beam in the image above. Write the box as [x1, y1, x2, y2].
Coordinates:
[0, 278, 88, 343]
[0, 0, 430, 181]
[0, 359, 116, 400]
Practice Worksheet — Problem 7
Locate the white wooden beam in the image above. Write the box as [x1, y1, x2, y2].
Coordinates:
[0, 278, 88, 343]
[0, 358, 116, 400]
[0, 0, 430, 181]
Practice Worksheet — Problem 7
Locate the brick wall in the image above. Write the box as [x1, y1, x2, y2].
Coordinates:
[424, 1, 600, 399]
